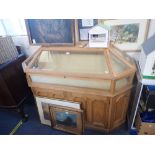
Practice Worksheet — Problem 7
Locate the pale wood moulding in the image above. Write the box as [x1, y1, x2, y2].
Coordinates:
[23, 45, 136, 97]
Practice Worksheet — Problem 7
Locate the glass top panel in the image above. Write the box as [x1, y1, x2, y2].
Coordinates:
[32, 50, 110, 75]
[110, 53, 129, 74]
[115, 49, 135, 65]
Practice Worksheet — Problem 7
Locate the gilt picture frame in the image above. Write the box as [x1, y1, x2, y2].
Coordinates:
[104, 19, 150, 51]
[25, 19, 75, 46]
[49, 105, 84, 135]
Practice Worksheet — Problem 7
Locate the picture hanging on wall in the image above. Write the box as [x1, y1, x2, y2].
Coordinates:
[104, 19, 150, 51]
[25, 19, 75, 46]
[76, 19, 98, 41]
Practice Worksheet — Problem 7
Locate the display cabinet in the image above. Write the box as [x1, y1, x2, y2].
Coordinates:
[23, 45, 136, 131]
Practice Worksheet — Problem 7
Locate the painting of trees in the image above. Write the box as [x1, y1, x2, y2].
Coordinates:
[110, 24, 139, 43]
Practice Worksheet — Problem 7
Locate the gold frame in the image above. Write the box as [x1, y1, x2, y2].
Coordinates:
[49, 105, 84, 134]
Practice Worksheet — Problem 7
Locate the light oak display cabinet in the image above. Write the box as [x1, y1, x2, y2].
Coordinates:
[23, 45, 136, 132]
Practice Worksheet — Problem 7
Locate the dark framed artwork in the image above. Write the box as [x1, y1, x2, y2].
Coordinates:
[50, 105, 84, 134]
[25, 19, 75, 46]
[76, 19, 98, 42]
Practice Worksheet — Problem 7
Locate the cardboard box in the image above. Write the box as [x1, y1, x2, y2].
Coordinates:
[135, 113, 155, 135]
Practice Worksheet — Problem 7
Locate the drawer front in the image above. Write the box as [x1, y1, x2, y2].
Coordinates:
[32, 88, 65, 100]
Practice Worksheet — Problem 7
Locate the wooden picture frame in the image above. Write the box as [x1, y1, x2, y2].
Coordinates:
[49, 105, 84, 134]
[75, 19, 98, 45]
[35, 96, 81, 126]
[25, 19, 75, 46]
[104, 19, 150, 51]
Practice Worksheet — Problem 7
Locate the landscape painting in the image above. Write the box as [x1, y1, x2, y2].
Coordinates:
[104, 19, 149, 51]
[110, 24, 139, 44]
[55, 111, 77, 127]
[50, 106, 83, 134]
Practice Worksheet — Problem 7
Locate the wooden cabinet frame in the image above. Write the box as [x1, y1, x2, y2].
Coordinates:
[23, 45, 136, 132]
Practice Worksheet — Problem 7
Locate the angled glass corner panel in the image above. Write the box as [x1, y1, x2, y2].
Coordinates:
[114, 48, 135, 65]
[110, 52, 129, 74]
[115, 77, 130, 91]
[31, 50, 110, 75]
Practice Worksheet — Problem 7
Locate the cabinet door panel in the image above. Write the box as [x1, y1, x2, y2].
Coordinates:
[111, 91, 130, 129]
[86, 97, 110, 128]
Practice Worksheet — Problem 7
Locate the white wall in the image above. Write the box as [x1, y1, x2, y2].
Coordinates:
[148, 19, 155, 38]
[12, 19, 155, 59]
[12, 35, 40, 56]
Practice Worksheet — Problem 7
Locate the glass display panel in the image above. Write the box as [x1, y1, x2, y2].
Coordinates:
[111, 53, 129, 74]
[115, 77, 130, 90]
[31, 75, 111, 90]
[32, 50, 110, 75]
[114, 49, 135, 65]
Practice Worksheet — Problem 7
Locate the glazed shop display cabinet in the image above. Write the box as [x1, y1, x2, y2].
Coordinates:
[23, 45, 136, 132]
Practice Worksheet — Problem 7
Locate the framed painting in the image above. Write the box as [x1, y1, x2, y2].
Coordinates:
[25, 19, 75, 46]
[50, 105, 84, 134]
[75, 19, 98, 43]
[35, 97, 81, 126]
[104, 19, 150, 51]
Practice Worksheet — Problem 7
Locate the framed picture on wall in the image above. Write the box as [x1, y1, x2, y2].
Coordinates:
[104, 19, 150, 51]
[25, 19, 75, 46]
[49, 105, 84, 134]
[75, 19, 98, 42]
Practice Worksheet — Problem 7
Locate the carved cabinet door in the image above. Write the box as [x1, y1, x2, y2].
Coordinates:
[85, 96, 110, 129]
[64, 92, 110, 129]
[110, 91, 130, 129]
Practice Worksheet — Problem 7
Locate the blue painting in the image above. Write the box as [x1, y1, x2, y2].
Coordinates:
[56, 111, 77, 127]
[26, 19, 74, 45]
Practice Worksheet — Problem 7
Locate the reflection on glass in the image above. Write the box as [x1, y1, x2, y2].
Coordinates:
[115, 77, 129, 90]
[56, 111, 77, 127]
[116, 49, 135, 65]
[33, 50, 109, 75]
[111, 53, 129, 74]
